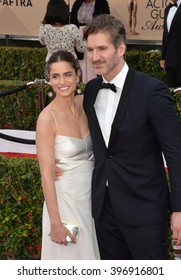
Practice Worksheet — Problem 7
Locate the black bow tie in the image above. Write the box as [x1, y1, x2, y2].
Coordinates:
[169, 3, 177, 7]
[100, 82, 117, 93]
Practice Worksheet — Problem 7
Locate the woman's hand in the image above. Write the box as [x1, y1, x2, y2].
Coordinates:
[50, 222, 75, 245]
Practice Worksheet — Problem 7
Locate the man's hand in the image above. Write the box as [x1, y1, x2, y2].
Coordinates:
[171, 212, 181, 244]
[55, 159, 63, 180]
[160, 60, 165, 69]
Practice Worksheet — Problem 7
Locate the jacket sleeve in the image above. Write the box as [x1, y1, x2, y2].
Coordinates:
[70, 0, 83, 27]
[39, 24, 45, 46]
[148, 80, 181, 211]
[72, 25, 86, 53]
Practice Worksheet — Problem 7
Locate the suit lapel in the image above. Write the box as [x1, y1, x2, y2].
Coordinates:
[108, 68, 137, 148]
[87, 77, 107, 149]
[169, 4, 181, 33]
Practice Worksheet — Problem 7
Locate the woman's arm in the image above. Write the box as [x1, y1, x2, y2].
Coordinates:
[36, 110, 74, 244]
[39, 24, 45, 46]
[73, 25, 86, 53]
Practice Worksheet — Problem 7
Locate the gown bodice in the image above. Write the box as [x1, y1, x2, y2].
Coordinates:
[54, 133, 94, 173]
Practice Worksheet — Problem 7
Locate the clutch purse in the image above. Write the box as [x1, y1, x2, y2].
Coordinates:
[62, 223, 81, 244]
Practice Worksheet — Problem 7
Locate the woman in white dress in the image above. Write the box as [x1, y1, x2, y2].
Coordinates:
[36, 50, 100, 260]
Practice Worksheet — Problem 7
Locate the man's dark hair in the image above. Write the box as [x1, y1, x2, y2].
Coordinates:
[83, 14, 127, 49]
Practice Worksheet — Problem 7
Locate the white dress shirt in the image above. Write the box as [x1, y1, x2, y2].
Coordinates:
[167, 0, 181, 32]
[94, 63, 129, 147]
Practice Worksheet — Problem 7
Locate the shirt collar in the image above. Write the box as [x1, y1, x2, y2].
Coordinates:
[102, 63, 129, 89]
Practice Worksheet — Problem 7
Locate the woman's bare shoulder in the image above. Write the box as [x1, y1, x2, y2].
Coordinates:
[37, 105, 55, 126]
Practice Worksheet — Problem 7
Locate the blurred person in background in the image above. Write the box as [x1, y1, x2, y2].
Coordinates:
[160, 0, 181, 87]
[39, 0, 85, 80]
[70, 0, 110, 83]
[70, 0, 110, 29]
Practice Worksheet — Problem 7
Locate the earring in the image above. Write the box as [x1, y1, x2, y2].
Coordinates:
[75, 82, 85, 96]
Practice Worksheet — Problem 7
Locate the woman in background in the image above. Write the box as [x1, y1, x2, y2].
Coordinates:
[36, 50, 100, 259]
[70, 0, 110, 83]
[71, 0, 110, 28]
[39, 0, 85, 80]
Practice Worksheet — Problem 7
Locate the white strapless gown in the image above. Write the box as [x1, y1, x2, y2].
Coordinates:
[41, 133, 100, 260]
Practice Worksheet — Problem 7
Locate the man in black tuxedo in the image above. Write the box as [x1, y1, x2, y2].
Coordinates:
[83, 14, 181, 259]
[160, 0, 181, 87]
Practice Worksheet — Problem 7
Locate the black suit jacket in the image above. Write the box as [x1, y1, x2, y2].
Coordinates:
[161, 4, 181, 67]
[83, 68, 181, 226]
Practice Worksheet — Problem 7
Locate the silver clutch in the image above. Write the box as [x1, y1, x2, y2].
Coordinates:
[63, 223, 81, 244]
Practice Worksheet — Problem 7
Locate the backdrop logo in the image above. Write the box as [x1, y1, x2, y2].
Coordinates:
[0, 0, 33, 6]
[142, 0, 170, 31]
